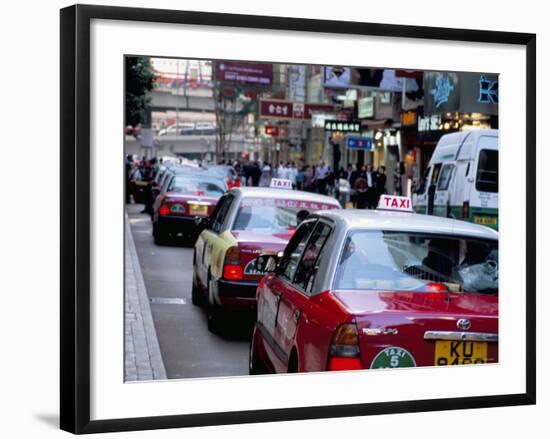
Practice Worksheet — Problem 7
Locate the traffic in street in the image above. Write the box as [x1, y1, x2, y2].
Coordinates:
[124, 56, 499, 380]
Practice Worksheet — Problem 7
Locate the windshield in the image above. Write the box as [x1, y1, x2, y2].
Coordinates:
[476, 149, 498, 193]
[170, 176, 225, 197]
[232, 198, 338, 232]
[334, 231, 498, 295]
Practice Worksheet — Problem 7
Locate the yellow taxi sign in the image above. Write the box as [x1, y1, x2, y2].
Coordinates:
[270, 178, 293, 189]
[377, 195, 414, 212]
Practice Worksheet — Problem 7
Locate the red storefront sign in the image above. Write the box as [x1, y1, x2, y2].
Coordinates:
[259, 100, 294, 119]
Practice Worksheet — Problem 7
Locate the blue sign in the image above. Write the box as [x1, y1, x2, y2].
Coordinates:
[430, 74, 455, 108]
[345, 136, 373, 151]
[478, 75, 498, 104]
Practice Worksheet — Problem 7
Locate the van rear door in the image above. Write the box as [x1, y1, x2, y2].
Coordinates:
[471, 135, 498, 228]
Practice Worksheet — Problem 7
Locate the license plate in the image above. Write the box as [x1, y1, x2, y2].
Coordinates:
[189, 204, 208, 216]
[434, 341, 487, 366]
[474, 216, 497, 226]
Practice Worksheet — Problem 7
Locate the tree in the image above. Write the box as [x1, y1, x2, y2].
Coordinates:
[125, 56, 155, 128]
[212, 64, 256, 163]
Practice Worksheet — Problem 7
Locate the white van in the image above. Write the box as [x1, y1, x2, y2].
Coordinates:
[413, 129, 498, 229]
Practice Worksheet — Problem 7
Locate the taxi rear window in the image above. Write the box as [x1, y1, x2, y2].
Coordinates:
[232, 198, 338, 232]
[170, 176, 225, 196]
[334, 231, 498, 295]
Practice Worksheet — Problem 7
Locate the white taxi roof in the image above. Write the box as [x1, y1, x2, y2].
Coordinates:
[230, 187, 341, 206]
[317, 209, 498, 240]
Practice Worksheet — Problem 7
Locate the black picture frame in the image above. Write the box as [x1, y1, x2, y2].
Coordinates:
[60, 4, 536, 434]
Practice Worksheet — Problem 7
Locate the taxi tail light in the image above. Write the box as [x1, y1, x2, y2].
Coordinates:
[425, 282, 449, 293]
[462, 201, 470, 220]
[233, 178, 241, 187]
[159, 204, 170, 216]
[223, 246, 243, 281]
[328, 323, 362, 371]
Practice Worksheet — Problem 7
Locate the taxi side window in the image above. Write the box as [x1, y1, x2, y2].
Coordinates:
[293, 222, 332, 294]
[437, 163, 455, 191]
[164, 174, 174, 192]
[209, 194, 231, 232]
[278, 219, 316, 282]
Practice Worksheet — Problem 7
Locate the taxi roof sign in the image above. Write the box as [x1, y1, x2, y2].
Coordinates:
[270, 178, 293, 189]
[377, 195, 414, 212]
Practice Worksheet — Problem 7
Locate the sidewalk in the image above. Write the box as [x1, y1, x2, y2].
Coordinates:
[124, 213, 167, 381]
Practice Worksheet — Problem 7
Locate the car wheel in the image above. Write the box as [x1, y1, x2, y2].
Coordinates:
[249, 324, 268, 375]
[206, 276, 223, 333]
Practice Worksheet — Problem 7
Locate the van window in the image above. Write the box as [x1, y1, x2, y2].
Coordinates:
[431, 163, 442, 186]
[437, 164, 454, 191]
[416, 167, 431, 195]
[476, 149, 498, 193]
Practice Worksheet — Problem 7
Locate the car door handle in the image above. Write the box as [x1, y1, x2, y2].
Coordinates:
[293, 309, 301, 323]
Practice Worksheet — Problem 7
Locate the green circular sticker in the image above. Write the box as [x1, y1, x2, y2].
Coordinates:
[370, 347, 416, 369]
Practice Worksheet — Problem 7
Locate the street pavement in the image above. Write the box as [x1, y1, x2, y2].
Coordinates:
[127, 204, 250, 379]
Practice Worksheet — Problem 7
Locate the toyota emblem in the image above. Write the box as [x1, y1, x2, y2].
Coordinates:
[457, 319, 471, 330]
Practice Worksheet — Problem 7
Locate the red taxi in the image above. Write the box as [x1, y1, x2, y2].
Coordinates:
[152, 169, 227, 245]
[250, 196, 498, 373]
[192, 187, 341, 332]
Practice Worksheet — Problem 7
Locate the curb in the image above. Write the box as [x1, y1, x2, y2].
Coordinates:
[125, 212, 167, 381]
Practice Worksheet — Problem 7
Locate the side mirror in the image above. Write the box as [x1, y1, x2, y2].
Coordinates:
[194, 216, 209, 231]
[255, 253, 282, 274]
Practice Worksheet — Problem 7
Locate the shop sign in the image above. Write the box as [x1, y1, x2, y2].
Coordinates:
[358, 97, 374, 118]
[216, 61, 273, 85]
[259, 99, 294, 119]
[345, 135, 373, 151]
[418, 115, 442, 132]
[324, 120, 361, 133]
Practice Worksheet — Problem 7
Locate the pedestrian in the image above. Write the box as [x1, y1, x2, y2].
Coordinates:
[295, 165, 305, 191]
[275, 161, 286, 179]
[243, 160, 253, 186]
[374, 165, 387, 206]
[315, 160, 329, 195]
[288, 162, 298, 188]
[348, 163, 362, 207]
[326, 166, 335, 196]
[141, 158, 155, 215]
[303, 165, 315, 192]
[259, 162, 271, 187]
[354, 169, 369, 209]
[251, 161, 262, 187]
[125, 154, 133, 204]
[365, 164, 377, 209]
